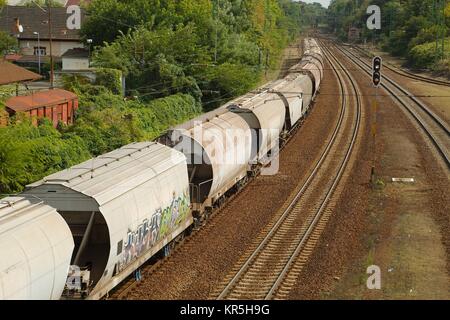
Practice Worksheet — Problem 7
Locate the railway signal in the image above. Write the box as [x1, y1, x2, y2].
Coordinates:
[372, 56, 382, 87]
[371, 56, 382, 185]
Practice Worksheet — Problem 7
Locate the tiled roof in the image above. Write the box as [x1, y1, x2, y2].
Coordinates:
[0, 60, 42, 85]
[62, 47, 88, 58]
[5, 88, 77, 112]
[66, 0, 92, 7]
[0, 5, 84, 40]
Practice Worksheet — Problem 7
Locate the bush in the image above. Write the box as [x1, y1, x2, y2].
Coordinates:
[95, 68, 123, 95]
[408, 38, 450, 69]
[134, 93, 202, 137]
[0, 119, 91, 194]
[202, 63, 261, 110]
[64, 87, 202, 155]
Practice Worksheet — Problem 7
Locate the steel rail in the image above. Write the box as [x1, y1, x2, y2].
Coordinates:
[334, 42, 450, 168]
[217, 38, 361, 300]
[348, 44, 450, 87]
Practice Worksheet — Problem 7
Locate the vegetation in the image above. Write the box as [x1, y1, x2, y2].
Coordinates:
[1, 0, 324, 196]
[0, 118, 91, 194]
[0, 31, 18, 55]
[84, 0, 322, 109]
[327, 0, 449, 74]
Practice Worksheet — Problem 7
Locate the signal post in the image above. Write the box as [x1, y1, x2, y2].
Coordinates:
[371, 56, 382, 185]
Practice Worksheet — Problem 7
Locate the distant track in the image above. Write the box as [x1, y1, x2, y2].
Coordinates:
[211, 39, 362, 300]
[333, 41, 450, 169]
[348, 44, 450, 87]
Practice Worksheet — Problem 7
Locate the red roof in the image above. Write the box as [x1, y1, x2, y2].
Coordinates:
[0, 60, 42, 85]
[5, 89, 77, 112]
[4, 54, 22, 62]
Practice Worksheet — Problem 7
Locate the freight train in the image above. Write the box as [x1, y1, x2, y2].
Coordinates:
[0, 38, 324, 300]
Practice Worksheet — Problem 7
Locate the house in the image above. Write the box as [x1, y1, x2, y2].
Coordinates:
[6, 1, 90, 8]
[348, 27, 361, 42]
[0, 5, 85, 59]
[6, 1, 66, 5]
[4, 88, 78, 127]
[62, 47, 89, 70]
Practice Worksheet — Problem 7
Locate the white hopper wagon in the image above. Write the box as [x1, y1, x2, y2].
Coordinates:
[0, 197, 74, 300]
[25, 142, 192, 299]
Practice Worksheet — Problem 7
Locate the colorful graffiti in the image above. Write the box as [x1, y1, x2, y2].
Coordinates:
[117, 190, 190, 272]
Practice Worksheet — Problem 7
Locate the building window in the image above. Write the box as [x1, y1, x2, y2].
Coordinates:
[33, 46, 46, 56]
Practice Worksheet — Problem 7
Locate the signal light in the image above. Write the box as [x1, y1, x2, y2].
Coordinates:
[373, 71, 381, 86]
[372, 56, 382, 87]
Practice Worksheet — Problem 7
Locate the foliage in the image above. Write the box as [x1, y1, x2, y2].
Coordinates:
[21, 0, 64, 7]
[63, 83, 202, 155]
[0, 119, 91, 194]
[86, 0, 314, 107]
[409, 37, 450, 69]
[328, 0, 449, 73]
[95, 68, 123, 95]
[2, 1, 317, 194]
[0, 31, 18, 55]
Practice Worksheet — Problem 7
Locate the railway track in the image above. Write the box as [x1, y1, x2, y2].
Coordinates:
[108, 45, 319, 300]
[332, 41, 450, 169]
[348, 44, 450, 87]
[210, 39, 362, 300]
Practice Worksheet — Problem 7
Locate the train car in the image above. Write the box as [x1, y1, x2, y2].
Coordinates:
[0, 197, 74, 300]
[167, 109, 252, 215]
[225, 91, 286, 164]
[24, 142, 192, 299]
[265, 74, 314, 129]
[0, 37, 324, 301]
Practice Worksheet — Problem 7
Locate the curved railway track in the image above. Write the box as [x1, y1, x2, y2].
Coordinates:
[348, 44, 450, 87]
[107, 56, 317, 300]
[211, 39, 362, 300]
[332, 41, 450, 169]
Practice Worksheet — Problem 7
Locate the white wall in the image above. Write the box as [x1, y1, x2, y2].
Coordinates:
[62, 57, 89, 70]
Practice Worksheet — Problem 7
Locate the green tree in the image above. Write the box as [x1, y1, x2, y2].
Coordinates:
[0, 31, 18, 55]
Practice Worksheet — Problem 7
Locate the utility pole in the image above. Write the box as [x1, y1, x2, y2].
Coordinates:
[264, 0, 270, 76]
[441, 0, 445, 59]
[47, 0, 54, 89]
[33, 31, 41, 75]
[214, 0, 218, 63]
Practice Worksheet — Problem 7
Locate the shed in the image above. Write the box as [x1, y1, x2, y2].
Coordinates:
[0, 196, 74, 300]
[62, 48, 89, 71]
[0, 60, 42, 85]
[5, 88, 78, 127]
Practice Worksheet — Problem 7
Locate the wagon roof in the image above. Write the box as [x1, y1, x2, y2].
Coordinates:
[0, 197, 57, 233]
[5, 88, 77, 112]
[27, 142, 187, 206]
